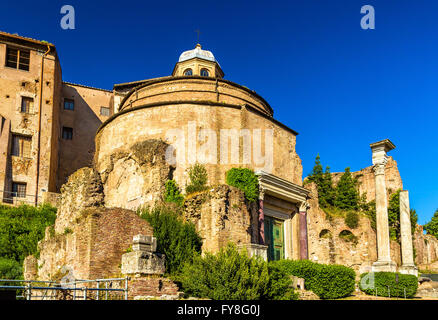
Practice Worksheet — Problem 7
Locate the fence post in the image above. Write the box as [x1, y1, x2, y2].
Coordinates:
[96, 280, 99, 301]
[388, 286, 390, 298]
[105, 282, 108, 300]
[26, 283, 31, 300]
[83, 287, 87, 300]
[73, 282, 76, 300]
[125, 277, 129, 300]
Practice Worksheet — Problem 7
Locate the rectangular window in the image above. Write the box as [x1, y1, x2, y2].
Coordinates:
[11, 134, 32, 158]
[100, 106, 110, 117]
[5, 46, 30, 71]
[21, 97, 34, 113]
[62, 127, 73, 140]
[64, 99, 74, 110]
[12, 182, 27, 198]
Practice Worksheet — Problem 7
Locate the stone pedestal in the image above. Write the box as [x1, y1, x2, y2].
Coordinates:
[399, 190, 418, 276]
[237, 243, 268, 261]
[370, 139, 397, 273]
[121, 234, 165, 276]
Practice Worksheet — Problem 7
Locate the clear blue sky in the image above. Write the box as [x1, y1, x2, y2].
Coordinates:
[2, 0, 437, 224]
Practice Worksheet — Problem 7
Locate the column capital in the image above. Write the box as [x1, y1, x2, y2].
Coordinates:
[259, 188, 266, 200]
[372, 162, 386, 176]
[299, 201, 309, 212]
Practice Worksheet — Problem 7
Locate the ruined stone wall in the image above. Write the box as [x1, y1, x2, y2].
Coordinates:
[27, 166, 153, 281]
[305, 182, 401, 273]
[128, 277, 180, 299]
[33, 207, 153, 281]
[331, 157, 403, 202]
[306, 181, 438, 273]
[57, 83, 113, 189]
[183, 185, 258, 254]
[97, 139, 173, 210]
[414, 225, 438, 271]
[0, 42, 61, 203]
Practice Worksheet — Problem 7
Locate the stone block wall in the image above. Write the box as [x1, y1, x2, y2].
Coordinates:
[55, 167, 104, 233]
[128, 276, 180, 299]
[184, 185, 258, 254]
[34, 207, 153, 281]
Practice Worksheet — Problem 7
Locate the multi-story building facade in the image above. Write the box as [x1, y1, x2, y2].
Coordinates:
[0, 31, 113, 204]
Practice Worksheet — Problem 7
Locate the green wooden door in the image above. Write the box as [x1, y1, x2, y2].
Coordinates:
[264, 216, 284, 261]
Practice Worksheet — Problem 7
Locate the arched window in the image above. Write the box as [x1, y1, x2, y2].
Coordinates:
[200, 69, 209, 77]
[183, 68, 193, 76]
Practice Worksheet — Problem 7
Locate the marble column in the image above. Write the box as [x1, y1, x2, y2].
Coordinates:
[371, 139, 397, 272]
[399, 190, 418, 276]
[258, 190, 265, 245]
[299, 202, 309, 260]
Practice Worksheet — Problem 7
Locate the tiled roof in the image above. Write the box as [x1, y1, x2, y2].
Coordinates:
[0, 30, 55, 47]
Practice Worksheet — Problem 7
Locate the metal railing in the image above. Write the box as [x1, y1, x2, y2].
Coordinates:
[0, 277, 130, 300]
[0, 190, 42, 206]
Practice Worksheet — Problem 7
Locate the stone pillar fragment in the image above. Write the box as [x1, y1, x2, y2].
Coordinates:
[370, 139, 397, 272]
[399, 190, 418, 276]
[121, 234, 165, 276]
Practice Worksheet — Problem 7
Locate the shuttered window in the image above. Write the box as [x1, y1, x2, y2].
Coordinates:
[11, 134, 32, 158]
[6, 46, 30, 71]
[21, 97, 33, 113]
[64, 99, 74, 110]
[12, 182, 27, 198]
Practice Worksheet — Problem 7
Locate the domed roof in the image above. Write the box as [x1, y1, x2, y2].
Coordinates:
[178, 44, 216, 63]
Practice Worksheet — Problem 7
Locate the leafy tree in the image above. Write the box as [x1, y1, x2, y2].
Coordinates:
[0, 204, 56, 264]
[164, 180, 184, 206]
[424, 209, 438, 239]
[0, 258, 22, 281]
[334, 168, 359, 210]
[140, 205, 202, 275]
[185, 163, 209, 194]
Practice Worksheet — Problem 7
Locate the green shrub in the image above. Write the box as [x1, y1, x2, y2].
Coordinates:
[164, 180, 184, 206]
[0, 258, 22, 281]
[345, 211, 359, 229]
[178, 244, 298, 300]
[0, 204, 57, 263]
[339, 230, 358, 245]
[359, 272, 418, 298]
[140, 205, 202, 275]
[225, 168, 259, 202]
[272, 259, 355, 299]
[185, 163, 209, 194]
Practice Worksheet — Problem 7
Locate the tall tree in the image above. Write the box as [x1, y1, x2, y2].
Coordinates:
[424, 209, 438, 239]
[334, 168, 359, 210]
[307, 155, 335, 208]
